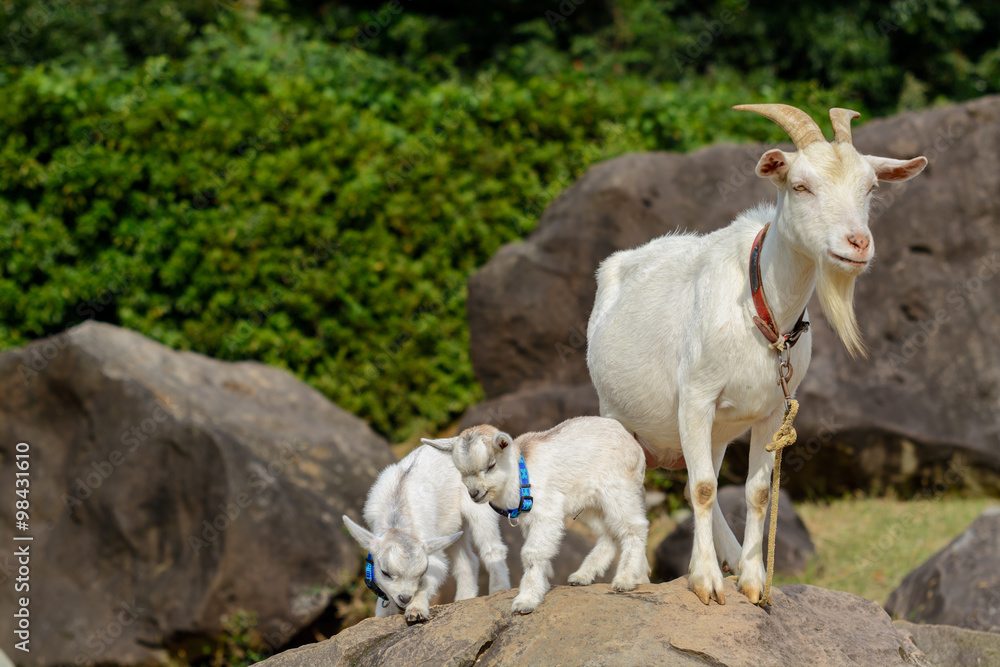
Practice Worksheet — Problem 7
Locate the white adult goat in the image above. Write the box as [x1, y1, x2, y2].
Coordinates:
[342, 445, 510, 622]
[424, 417, 650, 614]
[587, 104, 927, 605]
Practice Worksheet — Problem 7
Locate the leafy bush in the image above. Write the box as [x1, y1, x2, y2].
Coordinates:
[0, 14, 863, 441]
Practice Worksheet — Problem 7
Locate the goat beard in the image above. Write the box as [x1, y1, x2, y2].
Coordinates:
[816, 264, 866, 358]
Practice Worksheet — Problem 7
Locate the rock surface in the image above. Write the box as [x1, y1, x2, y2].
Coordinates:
[0, 322, 395, 665]
[259, 580, 928, 666]
[464, 95, 1000, 494]
[895, 620, 1000, 667]
[885, 507, 1000, 633]
[653, 485, 814, 581]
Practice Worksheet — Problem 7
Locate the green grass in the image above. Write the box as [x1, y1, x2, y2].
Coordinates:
[774, 495, 998, 605]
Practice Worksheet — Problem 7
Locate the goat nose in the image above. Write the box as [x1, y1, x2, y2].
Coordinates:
[847, 232, 870, 251]
[469, 489, 480, 500]
[397, 594, 411, 605]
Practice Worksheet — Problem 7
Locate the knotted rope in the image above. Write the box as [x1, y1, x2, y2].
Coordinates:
[759, 398, 798, 607]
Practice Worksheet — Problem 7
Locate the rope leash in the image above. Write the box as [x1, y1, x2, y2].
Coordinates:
[760, 397, 798, 607]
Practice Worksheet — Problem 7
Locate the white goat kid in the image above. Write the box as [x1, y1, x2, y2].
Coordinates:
[587, 104, 927, 606]
[342, 445, 510, 622]
[424, 417, 650, 614]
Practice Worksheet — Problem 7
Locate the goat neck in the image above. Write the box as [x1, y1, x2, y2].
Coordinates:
[757, 200, 817, 336]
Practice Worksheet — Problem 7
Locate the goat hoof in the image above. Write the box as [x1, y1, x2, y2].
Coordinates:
[689, 571, 726, 605]
[567, 573, 592, 586]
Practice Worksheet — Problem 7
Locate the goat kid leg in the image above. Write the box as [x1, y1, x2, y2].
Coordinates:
[512, 511, 565, 614]
[568, 510, 617, 586]
[603, 489, 650, 591]
[405, 554, 449, 623]
[680, 401, 726, 605]
[711, 443, 744, 575]
[449, 533, 479, 601]
[464, 506, 511, 593]
[738, 409, 781, 604]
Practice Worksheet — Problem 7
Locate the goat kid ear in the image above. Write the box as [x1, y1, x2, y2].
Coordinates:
[865, 155, 928, 183]
[424, 531, 463, 554]
[342, 515, 375, 550]
[492, 431, 513, 450]
[755, 149, 793, 182]
[421, 436, 460, 453]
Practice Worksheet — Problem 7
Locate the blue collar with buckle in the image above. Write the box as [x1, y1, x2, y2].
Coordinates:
[489, 455, 533, 526]
[364, 553, 391, 608]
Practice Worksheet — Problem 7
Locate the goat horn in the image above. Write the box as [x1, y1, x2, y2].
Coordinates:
[829, 107, 861, 144]
[732, 103, 825, 150]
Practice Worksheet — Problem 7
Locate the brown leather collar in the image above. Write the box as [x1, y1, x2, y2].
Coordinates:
[749, 223, 809, 349]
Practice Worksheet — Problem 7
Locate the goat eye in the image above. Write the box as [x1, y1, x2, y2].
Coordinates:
[792, 184, 809, 193]
[868, 183, 878, 194]
[486, 461, 496, 472]
[381, 569, 391, 578]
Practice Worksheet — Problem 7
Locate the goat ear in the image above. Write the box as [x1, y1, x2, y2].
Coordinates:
[865, 155, 928, 182]
[342, 515, 375, 550]
[492, 432, 513, 450]
[421, 436, 460, 452]
[755, 149, 793, 182]
[424, 531, 463, 554]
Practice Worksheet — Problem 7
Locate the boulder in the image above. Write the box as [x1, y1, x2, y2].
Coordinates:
[653, 485, 814, 581]
[257, 580, 929, 666]
[0, 322, 396, 665]
[894, 620, 1000, 667]
[463, 95, 1000, 494]
[884, 507, 1000, 633]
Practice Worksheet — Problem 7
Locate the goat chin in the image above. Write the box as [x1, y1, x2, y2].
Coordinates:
[816, 261, 866, 358]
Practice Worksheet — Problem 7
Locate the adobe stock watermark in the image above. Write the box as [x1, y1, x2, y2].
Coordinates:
[383, 72, 494, 192]
[188, 439, 309, 556]
[347, 276, 465, 391]
[852, 456, 969, 576]
[187, 108, 295, 217]
[339, 0, 411, 53]
[73, 599, 145, 665]
[222, 238, 340, 352]
[545, 0, 586, 31]
[61, 402, 171, 513]
[17, 271, 133, 384]
[881, 251, 999, 372]
[671, 0, 749, 72]
[509, 121, 625, 234]
[48, 59, 167, 181]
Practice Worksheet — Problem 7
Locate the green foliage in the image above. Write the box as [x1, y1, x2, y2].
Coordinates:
[0, 4, 995, 442]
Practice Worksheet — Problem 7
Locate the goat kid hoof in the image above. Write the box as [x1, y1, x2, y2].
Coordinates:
[611, 578, 637, 592]
[404, 608, 429, 623]
[511, 597, 539, 615]
[567, 573, 593, 586]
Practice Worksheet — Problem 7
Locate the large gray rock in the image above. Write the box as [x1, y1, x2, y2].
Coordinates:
[653, 485, 814, 581]
[258, 580, 928, 666]
[895, 620, 1000, 667]
[885, 508, 1000, 633]
[0, 322, 395, 665]
[464, 95, 1000, 494]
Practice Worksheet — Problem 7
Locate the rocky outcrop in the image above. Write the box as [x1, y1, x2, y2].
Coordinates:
[463, 95, 1000, 495]
[895, 620, 1000, 667]
[0, 322, 395, 665]
[258, 580, 928, 666]
[885, 508, 1000, 633]
[653, 485, 814, 581]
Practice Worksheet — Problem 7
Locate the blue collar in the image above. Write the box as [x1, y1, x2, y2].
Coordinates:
[364, 553, 390, 608]
[489, 456, 533, 525]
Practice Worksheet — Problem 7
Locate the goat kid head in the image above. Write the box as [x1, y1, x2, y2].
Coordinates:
[422, 425, 515, 505]
[342, 516, 462, 609]
[734, 103, 928, 357]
